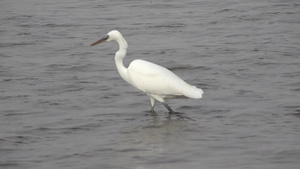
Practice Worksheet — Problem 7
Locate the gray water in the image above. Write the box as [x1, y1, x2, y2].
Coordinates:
[1, 0, 300, 169]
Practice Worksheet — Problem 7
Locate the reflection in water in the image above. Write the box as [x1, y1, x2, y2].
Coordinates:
[122, 113, 202, 169]
[120, 113, 193, 168]
[141, 114, 187, 143]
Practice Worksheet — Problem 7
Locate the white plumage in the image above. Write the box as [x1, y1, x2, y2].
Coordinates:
[91, 30, 203, 113]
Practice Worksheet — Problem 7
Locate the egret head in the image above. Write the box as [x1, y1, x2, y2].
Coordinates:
[90, 30, 122, 46]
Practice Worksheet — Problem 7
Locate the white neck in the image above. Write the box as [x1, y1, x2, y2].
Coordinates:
[114, 37, 131, 84]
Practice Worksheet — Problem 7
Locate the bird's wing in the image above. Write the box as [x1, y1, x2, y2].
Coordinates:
[127, 59, 202, 98]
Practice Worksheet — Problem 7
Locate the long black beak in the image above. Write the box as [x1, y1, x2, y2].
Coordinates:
[90, 35, 109, 46]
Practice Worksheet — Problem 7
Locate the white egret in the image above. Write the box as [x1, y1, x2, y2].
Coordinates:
[91, 30, 203, 114]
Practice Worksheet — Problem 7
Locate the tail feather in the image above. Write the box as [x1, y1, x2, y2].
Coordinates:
[181, 85, 203, 99]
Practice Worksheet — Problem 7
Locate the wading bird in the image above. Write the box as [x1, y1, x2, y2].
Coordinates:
[91, 30, 203, 114]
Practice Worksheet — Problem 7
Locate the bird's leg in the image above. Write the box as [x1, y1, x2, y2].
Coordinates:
[150, 106, 155, 113]
[162, 102, 174, 114]
[150, 97, 156, 113]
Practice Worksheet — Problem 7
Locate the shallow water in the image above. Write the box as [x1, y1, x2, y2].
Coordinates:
[1, 0, 300, 169]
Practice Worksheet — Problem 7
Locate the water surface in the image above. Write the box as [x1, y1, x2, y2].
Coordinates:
[1, 0, 300, 169]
